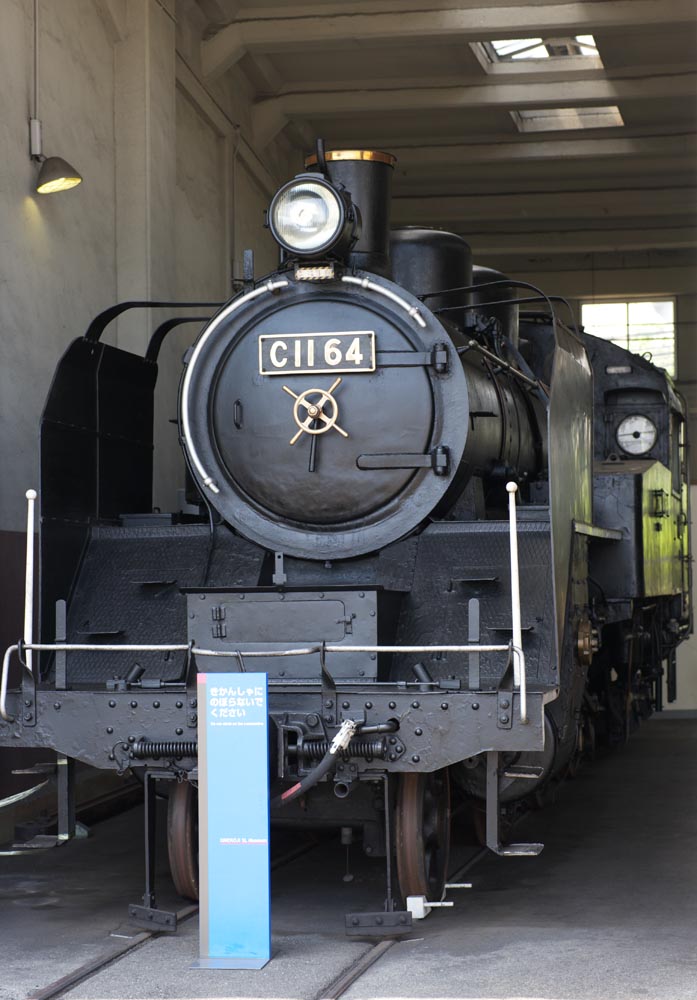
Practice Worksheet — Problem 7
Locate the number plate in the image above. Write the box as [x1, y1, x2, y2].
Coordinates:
[258, 332, 376, 376]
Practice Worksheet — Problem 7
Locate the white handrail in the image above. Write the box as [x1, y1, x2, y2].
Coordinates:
[23, 490, 37, 678]
[0, 645, 19, 722]
[1, 639, 527, 724]
[506, 481, 528, 722]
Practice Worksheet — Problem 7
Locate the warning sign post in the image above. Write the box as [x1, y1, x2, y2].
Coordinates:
[193, 671, 270, 969]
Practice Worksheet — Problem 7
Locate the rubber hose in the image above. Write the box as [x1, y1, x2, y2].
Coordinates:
[271, 748, 337, 808]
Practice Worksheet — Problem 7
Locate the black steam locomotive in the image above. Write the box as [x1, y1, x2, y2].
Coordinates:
[0, 147, 691, 928]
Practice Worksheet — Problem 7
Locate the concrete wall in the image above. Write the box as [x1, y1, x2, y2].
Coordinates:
[0, 0, 118, 536]
[0, 0, 283, 628]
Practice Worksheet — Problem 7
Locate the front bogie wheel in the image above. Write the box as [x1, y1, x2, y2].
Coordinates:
[395, 769, 450, 902]
[167, 780, 199, 900]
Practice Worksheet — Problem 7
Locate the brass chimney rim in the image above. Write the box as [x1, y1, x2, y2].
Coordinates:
[305, 149, 397, 168]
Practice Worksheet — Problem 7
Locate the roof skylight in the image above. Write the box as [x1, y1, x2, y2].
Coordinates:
[488, 34, 599, 61]
[512, 106, 624, 132]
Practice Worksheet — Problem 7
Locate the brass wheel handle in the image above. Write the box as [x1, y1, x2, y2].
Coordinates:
[293, 389, 339, 436]
[282, 378, 348, 445]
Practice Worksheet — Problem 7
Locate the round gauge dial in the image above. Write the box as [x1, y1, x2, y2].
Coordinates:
[615, 414, 657, 455]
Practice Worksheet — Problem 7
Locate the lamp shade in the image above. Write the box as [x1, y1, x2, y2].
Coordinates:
[36, 155, 82, 194]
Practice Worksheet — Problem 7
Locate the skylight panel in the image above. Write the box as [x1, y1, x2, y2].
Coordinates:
[512, 106, 624, 132]
[487, 34, 599, 62]
[490, 38, 549, 60]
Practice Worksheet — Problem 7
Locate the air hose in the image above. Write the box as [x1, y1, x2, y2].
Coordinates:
[271, 719, 358, 808]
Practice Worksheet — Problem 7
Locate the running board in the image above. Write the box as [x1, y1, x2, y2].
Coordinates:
[486, 751, 544, 857]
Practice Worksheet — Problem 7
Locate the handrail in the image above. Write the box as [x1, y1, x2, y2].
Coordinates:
[23, 490, 37, 679]
[83, 300, 222, 344]
[0, 645, 19, 723]
[1, 640, 527, 724]
[506, 481, 528, 722]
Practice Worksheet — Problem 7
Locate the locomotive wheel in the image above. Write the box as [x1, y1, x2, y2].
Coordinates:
[395, 770, 450, 901]
[167, 781, 199, 901]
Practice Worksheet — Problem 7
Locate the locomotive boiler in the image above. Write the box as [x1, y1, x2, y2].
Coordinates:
[0, 146, 691, 930]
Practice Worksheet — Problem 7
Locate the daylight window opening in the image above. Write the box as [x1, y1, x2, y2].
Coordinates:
[485, 34, 599, 62]
[581, 300, 676, 377]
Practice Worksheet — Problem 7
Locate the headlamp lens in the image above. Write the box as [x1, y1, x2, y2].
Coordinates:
[271, 181, 343, 253]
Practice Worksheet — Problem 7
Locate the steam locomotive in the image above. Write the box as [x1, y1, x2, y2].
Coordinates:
[0, 147, 691, 928]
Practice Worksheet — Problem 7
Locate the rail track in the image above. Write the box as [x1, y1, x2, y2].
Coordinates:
[26, 840, 487, 1000]
[314, 847, 488, 1000]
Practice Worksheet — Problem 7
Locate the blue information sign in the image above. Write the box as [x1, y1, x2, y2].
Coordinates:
[194, 672, 270, 969]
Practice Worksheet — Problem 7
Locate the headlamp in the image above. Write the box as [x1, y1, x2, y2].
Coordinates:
[269, 174, 355, 258]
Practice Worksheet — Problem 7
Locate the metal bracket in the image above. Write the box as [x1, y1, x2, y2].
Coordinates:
[468, 598, 480, 690]
[375, 342, 448, 372]
[243, 248, 255, 289]
[272, 552, 287, 586]
[57, 753, 76, 841]
[345, 910, 413, 937]
[496, 693, 513, 729]
[357, 445, 450, 475]
[54, 601, 67, 691]
[485, 751, 543, 857]
[129, 772, 178, 931]
[496, 653, 515, 729]
[19, 642, 37, 729]
[128, 904, 178, 931]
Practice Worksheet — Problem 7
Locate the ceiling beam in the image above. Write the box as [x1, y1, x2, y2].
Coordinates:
[385, 133, 697, 167]
[252, 72, 697, 146]
[504, 264, 697, 299]
[466, 227, 697, 256]
[277, 61, 695, 94]
[233, 0, 637, 19]
[390, 187, 697, 224]
[202, 0, 697, 78]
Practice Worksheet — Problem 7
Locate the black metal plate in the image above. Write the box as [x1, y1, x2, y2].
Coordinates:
[345, 910, 413, 937]
[128, 904, 178, 931]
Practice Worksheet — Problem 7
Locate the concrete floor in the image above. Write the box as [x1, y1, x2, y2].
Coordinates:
[2, 716, 695, 1000]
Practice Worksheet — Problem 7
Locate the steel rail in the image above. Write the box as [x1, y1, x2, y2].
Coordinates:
[313, 845, 490, 1000]
[25, 835, 319, 1000]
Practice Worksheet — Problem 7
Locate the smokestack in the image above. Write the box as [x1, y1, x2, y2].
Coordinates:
[305, 149, 396, 276]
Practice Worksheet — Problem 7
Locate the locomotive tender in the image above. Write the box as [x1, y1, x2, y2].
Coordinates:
[0, 147, 691, 927]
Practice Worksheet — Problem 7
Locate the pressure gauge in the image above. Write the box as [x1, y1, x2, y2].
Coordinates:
[615, 414, 657, 455]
